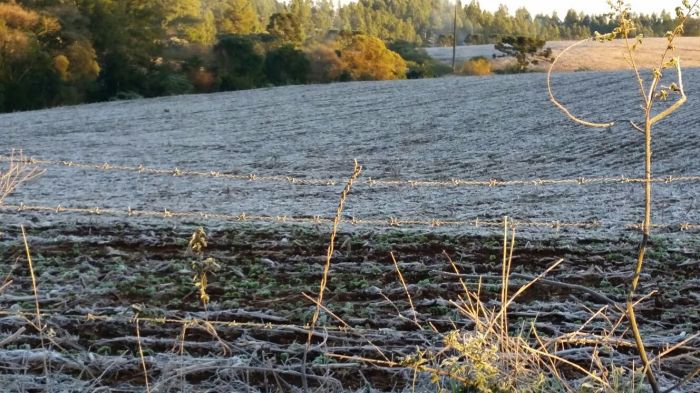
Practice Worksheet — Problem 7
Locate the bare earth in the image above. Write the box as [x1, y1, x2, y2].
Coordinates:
[0, 69, 699, 391]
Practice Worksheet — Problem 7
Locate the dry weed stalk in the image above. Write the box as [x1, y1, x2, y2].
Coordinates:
[332, 218, 630, 392]
[547, 1, 699, 392]
[390, 251, 421, 328]
[134, 318, 152, 393]
[21, 225, 49, 380]
[302, 159, 362, 392]
[0, 150, 44, 204]
[186, 227, 220, 311]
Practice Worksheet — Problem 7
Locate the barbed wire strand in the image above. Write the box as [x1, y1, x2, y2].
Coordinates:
[3, 155, 700, 189]
[1, 202, 698, 232]
[0, 309, 421, 337]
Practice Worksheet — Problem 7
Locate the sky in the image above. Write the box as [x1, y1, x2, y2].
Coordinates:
[462, 1, 677, 16]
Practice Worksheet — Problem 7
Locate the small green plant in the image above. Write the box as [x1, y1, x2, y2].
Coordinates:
[389, 223, 577, 392]
[439, 331, 503, 392]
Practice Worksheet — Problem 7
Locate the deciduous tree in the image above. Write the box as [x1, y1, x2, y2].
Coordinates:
[337, 34, 407, 80]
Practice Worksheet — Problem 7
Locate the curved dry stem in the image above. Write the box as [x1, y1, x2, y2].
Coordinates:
[650, 59, 687, 126]
[547, 38, 615, 128]
[390, 252, 421, 328]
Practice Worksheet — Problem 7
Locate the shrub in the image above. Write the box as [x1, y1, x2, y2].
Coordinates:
[305, 43, 344, 83]
[388, 40, 452, 78]
[146, 69, 193, 96]
[214, 35, 265, 90]
[189, 67, 217, 92]
[459, 56, 492, 76]
[64, 40, 101, 82]
[264, 44, 310, 85]
[337, 34, 407, 81]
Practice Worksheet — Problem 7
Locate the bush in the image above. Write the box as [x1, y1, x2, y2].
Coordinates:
[214, 35, 265, 90]
[264, 45, 310, 85]
[189, 67, 217, 92]
[459, 56, 492, 76]
[146, 69, 193, 96]
[337, 34, 407, 81]
[388, 40, 452, 79]
[305, 43, 344, 83]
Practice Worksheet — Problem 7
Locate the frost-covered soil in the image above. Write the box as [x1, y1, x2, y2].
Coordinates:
[0, 71, 699, 391]
[2, 70, 700, 233]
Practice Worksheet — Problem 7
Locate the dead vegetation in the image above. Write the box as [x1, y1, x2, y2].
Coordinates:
[0, 150, 43, 205]
[0, 223, 698, 391]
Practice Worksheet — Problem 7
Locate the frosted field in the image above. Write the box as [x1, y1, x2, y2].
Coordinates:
[1, 71, 700, 392]
[1, 70, 699, 237]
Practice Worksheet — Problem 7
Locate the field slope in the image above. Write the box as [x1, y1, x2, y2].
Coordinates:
[0, 71, 699, 391]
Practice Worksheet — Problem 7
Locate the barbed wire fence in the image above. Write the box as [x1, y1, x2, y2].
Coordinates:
[3, 154, 700, 188]
[1, 154, 699, 233]
[1, 202, 698, 232]
[1, 152, 700, 391]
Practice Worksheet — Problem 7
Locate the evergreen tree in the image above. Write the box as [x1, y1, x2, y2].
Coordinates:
[208, 0, 262, 35]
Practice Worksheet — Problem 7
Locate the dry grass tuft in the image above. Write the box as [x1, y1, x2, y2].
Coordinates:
[459, 56, 492, 76]
[0, 150, 44, 204]
[327, 218, 672, 392]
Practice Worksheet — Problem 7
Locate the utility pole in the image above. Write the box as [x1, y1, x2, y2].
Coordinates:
[452, 1, 458, 71]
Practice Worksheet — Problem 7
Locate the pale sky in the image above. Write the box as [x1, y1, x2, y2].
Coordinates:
[464, 1, 677, 16]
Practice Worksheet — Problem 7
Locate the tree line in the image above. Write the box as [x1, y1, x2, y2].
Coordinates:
[2, 0, 698, 113]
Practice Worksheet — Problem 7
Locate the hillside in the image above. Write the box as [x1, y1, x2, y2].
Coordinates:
[2, 70, 699, 235]
[1, 71, 699, 392]
[428, 37, 700, 72]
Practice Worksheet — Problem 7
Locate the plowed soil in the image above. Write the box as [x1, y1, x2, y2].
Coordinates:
[1, 69, 699, 391]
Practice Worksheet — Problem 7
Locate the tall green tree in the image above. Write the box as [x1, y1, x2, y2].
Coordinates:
[163, 0, 216, 44]
[208, 0, 262, 35]
[264, 44, 310, 84]
[311, 0, 334, 38]
[77, 0, 165, 98]
[213, 34, 264, 90]
[289, 0, 313, 39]
[267, 12, 305, 47]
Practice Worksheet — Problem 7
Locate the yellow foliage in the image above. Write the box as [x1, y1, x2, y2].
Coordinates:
[0, 2, 62, 78]
[0, 2, 59, 35]
[53, 55, 70, 80]
[459, 56, 492, 76]
[0, 19, 31, 56]
[0, 5, 35, 60]
[338, 35, 407, 81]
[0, 3, 40, 30]
[65, 41, 101, 81]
